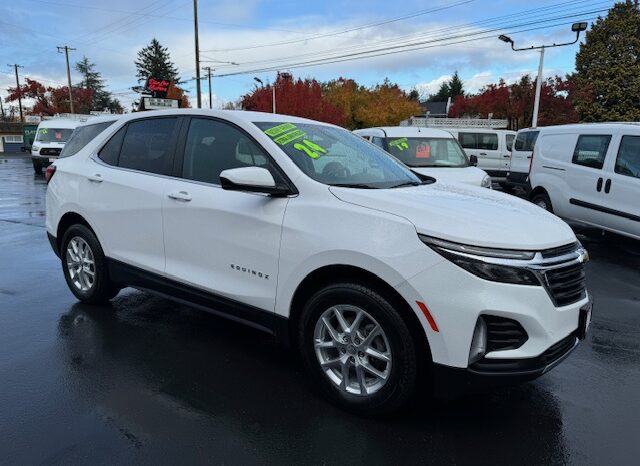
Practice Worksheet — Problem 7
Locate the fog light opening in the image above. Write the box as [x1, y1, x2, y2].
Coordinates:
[469, 317, 487, 364]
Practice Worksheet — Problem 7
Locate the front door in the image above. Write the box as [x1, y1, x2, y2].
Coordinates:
[162, 117, 289, 312]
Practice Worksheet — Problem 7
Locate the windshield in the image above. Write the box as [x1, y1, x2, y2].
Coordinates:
[255, 122, 422, 188]
[385, 137, 469, 168]
[36, 127, 74, 143]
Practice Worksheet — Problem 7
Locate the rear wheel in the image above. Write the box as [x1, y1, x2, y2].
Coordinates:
[299, 283, 418, 416]
[531, 191, 553, 212]
[61, 224, 120, 304]
[32, 158, 42, 173]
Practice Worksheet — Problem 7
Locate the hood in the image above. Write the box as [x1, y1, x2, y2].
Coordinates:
[410, 166, 487, 187]
[329, 182, 576, 250]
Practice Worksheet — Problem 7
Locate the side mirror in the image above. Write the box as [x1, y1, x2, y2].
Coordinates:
[220, 167, 290, 196]
[469, 154, 478, 167]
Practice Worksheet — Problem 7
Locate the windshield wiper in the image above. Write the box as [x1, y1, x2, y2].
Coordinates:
[389, 181, 423, 188]
[329, 183, 377, 189]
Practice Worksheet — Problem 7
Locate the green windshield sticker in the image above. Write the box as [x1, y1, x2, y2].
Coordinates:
[264, 123, 296, 137]
[293, 139, 328, 159]
[40, 128, 48, 135]
[389, 137, 409, 150]
[274, 129, 306, 145]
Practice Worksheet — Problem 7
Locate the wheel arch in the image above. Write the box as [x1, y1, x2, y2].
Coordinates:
[56, 212, 97, 251]
[287, 264, 433, 371]
[529, 185, 550, 202]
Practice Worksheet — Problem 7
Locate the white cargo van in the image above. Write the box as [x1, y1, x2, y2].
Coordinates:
[505, 128, 540, 190]
[31, 118, 85, 173]
[353, 127, 492, 188]
[529, 123, 640, 240]
[439, 128, 516, 185]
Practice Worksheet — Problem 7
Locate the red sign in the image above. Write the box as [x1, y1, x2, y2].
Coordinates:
[148, 78, 170, 93]
[416, 143, 431, 158]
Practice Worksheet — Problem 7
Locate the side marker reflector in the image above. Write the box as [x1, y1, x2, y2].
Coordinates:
[416, 301, 439, 332]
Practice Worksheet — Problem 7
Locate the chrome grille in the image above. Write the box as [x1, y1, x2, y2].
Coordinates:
[543, 262, 587, 307]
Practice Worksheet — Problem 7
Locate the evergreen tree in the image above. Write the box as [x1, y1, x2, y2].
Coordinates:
[427, 71, 464, 102]
[574, 1, 640, 121]
[75, 56, 123, 113]
[134, 38, 180, 84]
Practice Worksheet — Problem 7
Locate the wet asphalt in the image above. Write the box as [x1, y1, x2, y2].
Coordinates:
[0, 154, 639, 465]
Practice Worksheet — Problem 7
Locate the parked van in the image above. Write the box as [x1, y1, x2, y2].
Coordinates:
[353, 127, 492, 188]
[440, 128, 516, 185]
[529, 123, 640, 240]
[505, 128, 540, 190]
[31, 118, 85, 173]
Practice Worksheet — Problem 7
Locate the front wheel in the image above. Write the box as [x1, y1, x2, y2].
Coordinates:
[61, 224, 120, 304]
[531, 191, 553, 212]
[299, 283, 418, 416]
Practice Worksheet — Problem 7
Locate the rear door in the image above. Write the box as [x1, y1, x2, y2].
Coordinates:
[599, 133, 640, 238]
[83, 116, 180, 274]
[510, 130, 539, 174]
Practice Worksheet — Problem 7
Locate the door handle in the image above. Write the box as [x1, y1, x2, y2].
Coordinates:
[479, 152, 487, 156]
[503, 154, 511, 158]
[596, 177, 603, 192]
[87, 173, 103, 183]
[604, 179, 612, 194]
[167, 190, 192, 202]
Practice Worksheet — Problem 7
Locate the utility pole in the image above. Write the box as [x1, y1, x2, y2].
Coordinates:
[532, 47, 545, 129]
[193, 0, 202, 108]
[57, 46, 76, 114]
[7, 64, 24, 122]
[202, 66, 213, 109]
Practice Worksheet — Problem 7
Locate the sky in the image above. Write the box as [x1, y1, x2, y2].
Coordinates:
[0, 0, 617, 112]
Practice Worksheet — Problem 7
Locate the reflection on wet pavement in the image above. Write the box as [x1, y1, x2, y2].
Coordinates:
[1, 156, 639, 464]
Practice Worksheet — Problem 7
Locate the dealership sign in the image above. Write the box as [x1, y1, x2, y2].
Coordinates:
[145, 77, 171, 98]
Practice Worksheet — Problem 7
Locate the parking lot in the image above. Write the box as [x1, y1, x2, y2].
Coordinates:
[1, 154, 639, 465]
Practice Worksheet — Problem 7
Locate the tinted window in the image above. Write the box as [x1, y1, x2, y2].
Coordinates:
[371, 137, 385, 149]
[476, 133, 498, 150]
[182, 118, 272, 184]
[572, 134, 611, 169]
[385, 137, 468, 167]
[506, 134, 515, 151]
[118, 118, 177, 174]
[458, 133, 476, 149]
[615, 135, 640, 179]
[60, 121, 115, 158]
[255, 122, 420, 188]
[98, 127, 125, 166]
[514, 131, 539, 151]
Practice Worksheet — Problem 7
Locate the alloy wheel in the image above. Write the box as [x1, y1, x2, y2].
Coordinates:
[65, 236, 96, 292]
[313, 305, 392, 396]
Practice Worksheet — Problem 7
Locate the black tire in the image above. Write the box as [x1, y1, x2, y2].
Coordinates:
[61, 224, 120, 304]
[299, 282, 418, 416]
[498, 182, 513, 192]
[32, 158, 42, 173]
[531, 191, 553, 213]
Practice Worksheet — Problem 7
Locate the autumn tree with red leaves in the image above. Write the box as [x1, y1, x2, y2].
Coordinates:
[5, 78, 94, 116]
[241, 74, 345, 125]
[449, 75, 578, 129]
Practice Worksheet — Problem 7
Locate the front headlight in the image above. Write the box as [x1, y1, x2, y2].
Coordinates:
[481, 175, 492, 189]
[420, 235, 540, 285]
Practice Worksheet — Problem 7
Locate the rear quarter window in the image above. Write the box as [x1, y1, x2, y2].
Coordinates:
[572, 134, 612, 170]
[514, 131, 539, 151]
[60, 121, 115, 158]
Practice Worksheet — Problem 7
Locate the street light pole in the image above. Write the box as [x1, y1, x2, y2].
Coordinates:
[57, 46, 76, 114]
[498, 21, 588, 128]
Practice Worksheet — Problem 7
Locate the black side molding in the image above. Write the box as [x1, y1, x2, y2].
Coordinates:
[47, 232, 60, 258]
[569, 198, 640, 222]
[106, 258, 289, 341]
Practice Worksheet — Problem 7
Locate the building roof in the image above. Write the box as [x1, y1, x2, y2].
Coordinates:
[419, 101, 448, 116]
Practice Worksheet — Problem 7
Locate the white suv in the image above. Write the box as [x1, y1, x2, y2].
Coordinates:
[46, 110, 592, 414]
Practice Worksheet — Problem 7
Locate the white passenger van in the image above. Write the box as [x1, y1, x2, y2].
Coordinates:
[529, 123, 640, 240]
[440, 128, 516, 185]
[353, 127, 492, 188]
[31, 117, 86, 173]
[505, 128, 540, 190]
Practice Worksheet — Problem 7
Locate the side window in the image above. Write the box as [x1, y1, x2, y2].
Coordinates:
[182, 118, 273, 184]
[61, 121, 115, 158]
[615, 135, 640, 179]
[477, 133, 499, 151]
[98, 127, 125, 166]
[506, 134, 515, 151]
[572, 134, 612, 169]
[458, 133, 476, 149]
[514, 131, 540, 151]
[118, 118, 178, 175]
[371, 137, 385, 149]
